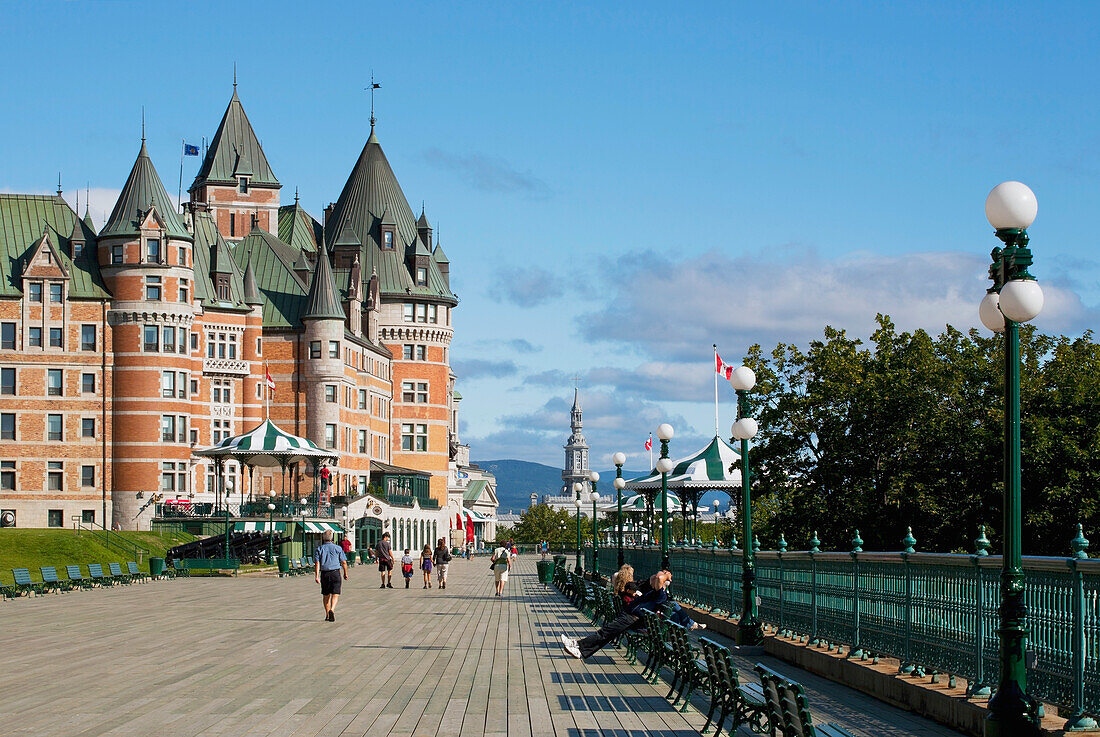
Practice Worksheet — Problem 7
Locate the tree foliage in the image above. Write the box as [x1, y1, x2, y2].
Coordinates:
[742, 316, 1099, 556]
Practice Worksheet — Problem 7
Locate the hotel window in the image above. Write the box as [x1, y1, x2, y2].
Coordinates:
[382, 228, 394, 250]
[1, 322, 15, 349]
[325, 424, 336, 449]
[309, 341, 321, 359]
[179, 281, 189, 303]
[358, 389, 367, 409]
[417, 303, 429, 323]
[112, 244, 123, 264]
[144, 325, 159, 352]
[428, 304, 438, 323]
[358, 429, 367, 453]
[328, 340, 339, 358]
[146, 276, 162, 301]
[82, 510, 95, 524]
[403, 344, 412, 360]
[47, 369, 63, 396]
[178, 246, 187, 266]
[416, 345, 426, 360]
[0, 368, 13, 395]
[325, 385, 337, 403]
[191, 332, 198, 352]
[401, 424, 428, 452]
[0, 413, 14, 440]
[216, 275, 230, 301]
[162, 326, 175, 353]
[29, 283, 42, 302]
[47, 414, 62, 441]
[50, 283, 63, 303]
[81, 465, 95, 487]
[230, 213, 236, 237]
[256, 337, 262, 356]
[238, 177, 249, 194]
[73, 240, 84, 258]
[179, 328, 187, 354]
[177, 372, 187, 398]
[82, 418, 95, 438]
[358, 476, 367, 495]
[228, 334, 237, 359]
[416, 267, 427, 286]
[402, 381, 428, 403]
[47, 509, 63, 526]
[0, 461, 14, 490]
[161, 415, 176, 442]
[28, 327, 40, 348]
[146, 238, 161, 263]
[81, 373, 95, 393]
[212, 419, 233, 444]
[190, 379, 198, 396]
[47, 462, 63, 492]
[49, 328, 62, 348]
[403, 303, 414, 322]
[81, 324, 96, 351]
[212, 380, 232, 404]
[161, 371, 176, 398]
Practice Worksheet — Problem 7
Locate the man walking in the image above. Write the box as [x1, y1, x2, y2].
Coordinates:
[314, 530, 349, 622]
[376, 531, 394, 588]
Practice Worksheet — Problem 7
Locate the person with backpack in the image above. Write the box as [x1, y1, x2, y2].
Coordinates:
[376, 532, 394, 589]
[433, 538, 452, 589]
[400, 548, 415, 588]
[491, 541, 511, 597]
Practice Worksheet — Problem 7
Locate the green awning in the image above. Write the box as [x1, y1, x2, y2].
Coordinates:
[301, 521, 343, 534]
[233, 521, 287, 532]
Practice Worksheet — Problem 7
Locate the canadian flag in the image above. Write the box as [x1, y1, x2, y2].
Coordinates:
[265, 370, 276, 391]
[644, 436, 652, 452]
[715, 353, 733, 380]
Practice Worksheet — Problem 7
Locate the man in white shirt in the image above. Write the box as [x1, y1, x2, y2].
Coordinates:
[491, 543, 511, 597]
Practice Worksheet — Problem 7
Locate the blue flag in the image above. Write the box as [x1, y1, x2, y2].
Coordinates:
[183, 143, 199, 156]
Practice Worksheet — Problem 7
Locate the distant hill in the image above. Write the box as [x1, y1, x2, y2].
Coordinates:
[474, 459, 651, 514]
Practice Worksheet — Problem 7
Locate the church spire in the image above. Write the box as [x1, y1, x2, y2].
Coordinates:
[301, 239, 344, 321]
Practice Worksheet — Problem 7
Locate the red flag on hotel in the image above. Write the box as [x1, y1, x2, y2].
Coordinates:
[644, 436, 652, 452]
[456, 512, 463, 530]
[265, 370, 276, 391]
[465, 513, 475, 543]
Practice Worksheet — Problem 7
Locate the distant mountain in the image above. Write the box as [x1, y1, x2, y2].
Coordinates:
[474, 459, 651, 514]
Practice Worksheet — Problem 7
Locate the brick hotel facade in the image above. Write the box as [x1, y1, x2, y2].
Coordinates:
[0, 86, 496, 535]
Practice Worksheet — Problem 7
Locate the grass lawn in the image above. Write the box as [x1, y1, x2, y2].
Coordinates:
[0, 528, 196, 581]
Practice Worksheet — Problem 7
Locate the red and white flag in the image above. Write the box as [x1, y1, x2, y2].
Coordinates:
[265, 370, 276, 391]
[715, 353, 733, 380]
[644, 435, 652, 452]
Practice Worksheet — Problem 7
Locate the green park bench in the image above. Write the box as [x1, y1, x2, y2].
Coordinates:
[639, 611, 673, 684]
[126, 561, 149, 583]
[754, 663, 857, 737]
[700, 637, 768, 734]
[11, 568, 44, 597]
[181, 558, 240, 575]
[663, 621, 707, 711]
[87, 563, 115, 586]
[172, 560, 190, 577]
[39, 566, 71, 594]
[65, 565, 96, 589]
[108, 562, 133, 585]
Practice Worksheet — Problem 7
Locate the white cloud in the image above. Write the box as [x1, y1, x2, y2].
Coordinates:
[579, 245, 1099, 360]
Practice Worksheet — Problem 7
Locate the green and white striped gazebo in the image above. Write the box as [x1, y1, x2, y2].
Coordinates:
[624, 435, 741, 491]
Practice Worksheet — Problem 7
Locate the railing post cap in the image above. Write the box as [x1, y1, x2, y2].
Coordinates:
[1071, 523, 1089, 560]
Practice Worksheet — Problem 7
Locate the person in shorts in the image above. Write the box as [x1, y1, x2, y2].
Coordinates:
[376, 532, 394, 588]
[314, 530, 349, 622]
[491, 542, 511, 597]
[433, 538, 452, 589]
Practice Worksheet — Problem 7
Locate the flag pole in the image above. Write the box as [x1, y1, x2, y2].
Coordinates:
[264, 362, 270, 420]
[648, 432, 653, 472]
[713, 344, 720, 437]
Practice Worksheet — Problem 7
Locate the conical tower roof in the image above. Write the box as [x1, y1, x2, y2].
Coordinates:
[432, 243, 449, 264]
[81, 206, 96, 235]
[191, 88, 279, 190]
[242, 261, 263, 305]
[102, 141, 191, 241]
[301, 240, 344, 321]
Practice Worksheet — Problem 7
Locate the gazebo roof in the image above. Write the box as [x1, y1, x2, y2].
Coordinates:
[625, 435, 742, 490]
[602, 491, 682, 513]
[193, 419, 339, 468]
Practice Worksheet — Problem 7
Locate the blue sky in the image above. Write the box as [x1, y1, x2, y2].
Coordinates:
[2, 2, 1098, 472]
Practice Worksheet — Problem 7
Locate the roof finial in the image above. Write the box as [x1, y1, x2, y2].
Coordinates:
[75, 189, 78, 213]
[56, 172, 62, 197]
[367, 71, 381, 130]
[141, 106, 145, 143]
[233, 62, 237, 92]
[85, 185, 90, 217]
[295, 186, 299, 205]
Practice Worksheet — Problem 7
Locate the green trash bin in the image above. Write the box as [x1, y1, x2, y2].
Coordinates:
[536, 559, 553, 585]
[346, 550, 357, 566]
[149, 557, 165, 579]
[276, 555, 290, 576]
[553, 554, 567, 568]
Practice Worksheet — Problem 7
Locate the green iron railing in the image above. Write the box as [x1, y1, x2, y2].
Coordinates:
[586, 534, 1100, 728]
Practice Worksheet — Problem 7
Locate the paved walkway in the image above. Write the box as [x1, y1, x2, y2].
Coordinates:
[0, 557, 962, 736]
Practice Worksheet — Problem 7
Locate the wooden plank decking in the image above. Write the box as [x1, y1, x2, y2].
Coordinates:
[0, 557, 962, 736]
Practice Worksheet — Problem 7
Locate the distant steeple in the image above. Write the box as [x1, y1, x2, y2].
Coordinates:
[190, 86, 279, 192]
[562, 387, 590, 495]
[102, 139, 191, 242]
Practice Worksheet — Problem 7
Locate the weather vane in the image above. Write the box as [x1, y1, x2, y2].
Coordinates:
[366, 72, 381, 129]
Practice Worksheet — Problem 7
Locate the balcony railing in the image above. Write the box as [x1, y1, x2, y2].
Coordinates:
[583, 544, 1100, 729]
[203, 357, 250, 376]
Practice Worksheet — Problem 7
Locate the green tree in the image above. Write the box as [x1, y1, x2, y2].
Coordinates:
[508, 504, 576, 544]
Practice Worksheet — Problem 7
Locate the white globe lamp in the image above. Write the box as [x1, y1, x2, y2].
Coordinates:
[731, 418, 759, 441]
[612, 452, 627, 467]
[998, 280, 1044, 323]
[979, 292, 1006, 332]
[656, 457, 674, 474]
[985, 181, 1037, 230]
[613, 477, 626, 490]
[656, 423, 674, 441]
[729, 365, 756, 392]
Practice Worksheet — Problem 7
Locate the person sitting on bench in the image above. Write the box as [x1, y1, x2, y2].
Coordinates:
[561, 571, 671, 659]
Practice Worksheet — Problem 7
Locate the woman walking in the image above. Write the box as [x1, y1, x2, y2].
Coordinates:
[491, 541, 511, 597]
[420, 544, 434, 588]
[433, 538, 452, 589]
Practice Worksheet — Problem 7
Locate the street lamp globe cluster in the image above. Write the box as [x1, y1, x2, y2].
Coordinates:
[727, 364, 763, 646]
[612, 452, 627, 568]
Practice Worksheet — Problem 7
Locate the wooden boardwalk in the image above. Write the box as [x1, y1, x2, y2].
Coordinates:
[0, 557, 961, 736]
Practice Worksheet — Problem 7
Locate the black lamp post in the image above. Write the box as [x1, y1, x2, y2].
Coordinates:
[573, 482, 585, 574]
[655, 423, 675, 571]
[978, 181, 1044, 737]
[588, 471, 600, 578]
[613, 452, 626, 569]
[266, 492, 276, 564]
[729, 365, 763, 646]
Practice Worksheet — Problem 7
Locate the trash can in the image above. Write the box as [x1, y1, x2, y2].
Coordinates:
[536, 559, 554, 585]
[149, 557, 165, 579]
[276, 555, 290, 576]
[553, 554, 567, 568]
[346, 550, 357, 566]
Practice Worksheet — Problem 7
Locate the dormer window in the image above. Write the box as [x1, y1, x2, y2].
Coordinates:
[416, 267, 428, 286]
[146, 238, 161, 263]
[382, 228, 395, 250]
[112, 244, 123, 264]
[28, 283, 42, 302]
[216, 274, 230, 301]
[73, 241, 83, 258]
[238, 177, 250, 194]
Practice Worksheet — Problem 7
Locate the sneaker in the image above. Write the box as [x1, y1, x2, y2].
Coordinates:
[380, 584, 386, 589]
[387, 583, 393, 588]
[329, 611, 335, 622]
[560, 635, 582, 659]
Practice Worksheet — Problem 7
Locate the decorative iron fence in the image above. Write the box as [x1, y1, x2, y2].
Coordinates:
[587, 542, 1100, 725]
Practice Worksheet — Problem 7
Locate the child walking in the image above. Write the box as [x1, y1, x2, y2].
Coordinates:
[400, 548, 414, 588]
[420, 544, 433, 588]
